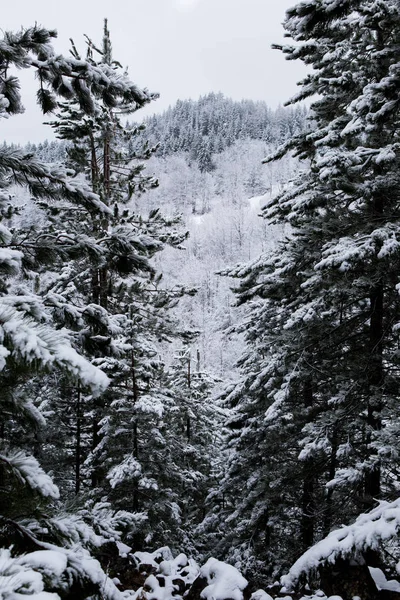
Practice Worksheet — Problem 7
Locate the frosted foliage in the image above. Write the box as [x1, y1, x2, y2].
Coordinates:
[0, 248, 23, 274]
[108, 455, 142, 488]
[80, 503, 147, 544]
[71, 553, 123, 600]
[191, 0, 400, 585]
[0, 548, 62, 600]
[0, 303, 109, 394]
[0, 450, 59, 499]
[2, 527, 124, 600]
[0, 22, 171, 600]
[17, 541, 124, 600]
[326, 467, 363, 489]
[52, 341, 109, 395]
[19, 550, 67, 581]
[0, 94, 9, 117]
[315, 226, 400, 272]
[44, 547, 123, 600]
[136, 395, 164, 417]
[200, 558, 248, 600]
[40, 514, 103, 548]
[282, 498, 400, 588]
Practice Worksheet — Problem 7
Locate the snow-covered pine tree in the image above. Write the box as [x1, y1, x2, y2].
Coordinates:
[28, 21, 218, 554]
[39, 20, 164, 498]
[0, 23, 163, 598]
[207, 0, 400, 585]
[152, 346, 223, 554]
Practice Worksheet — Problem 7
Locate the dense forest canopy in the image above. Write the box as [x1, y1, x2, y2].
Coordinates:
[2, 3, 400, 600]
[137, 93, 308, 166]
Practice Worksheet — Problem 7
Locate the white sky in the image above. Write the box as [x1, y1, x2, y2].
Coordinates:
[1, 0, 306, 144]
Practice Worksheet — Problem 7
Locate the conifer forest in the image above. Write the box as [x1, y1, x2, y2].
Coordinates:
[3, 2, 400, 599]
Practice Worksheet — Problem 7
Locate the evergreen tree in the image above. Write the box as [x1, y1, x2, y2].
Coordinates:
[208, 0, 400, 585]
[0, 23, 162, 598]
[31, 21, 218, 555]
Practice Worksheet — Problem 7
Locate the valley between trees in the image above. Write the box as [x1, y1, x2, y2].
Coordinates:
[2, 3, 400, 600]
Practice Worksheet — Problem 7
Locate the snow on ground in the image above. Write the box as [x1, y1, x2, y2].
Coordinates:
[248, 194, 266, 211]
[250, 590, 274, 600]
[133, 547, 174, 569]
[131, 547, 199, 600]
[130, 549, 251, 600]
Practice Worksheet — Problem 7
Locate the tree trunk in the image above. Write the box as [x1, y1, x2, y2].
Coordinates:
[364, 190, 384, 506]
[91, 269, 100, 304]
[103, 133, 111, 199]
[364, 280, 383, 505]
[75, 385, 81, 495]
[91, 406, 101, 489]
[323, 426, 338, 536]
[99, 266, 108, 309]
[301, 377, 315, 549]
[89, 131, 99, 191]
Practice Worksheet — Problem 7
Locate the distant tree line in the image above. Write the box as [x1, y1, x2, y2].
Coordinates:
[135, 93, 308, 171]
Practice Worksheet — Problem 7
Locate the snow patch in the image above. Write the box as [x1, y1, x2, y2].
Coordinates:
[19, 550, 68, 577]
[250, 590, 274, 600]
[369, 567, 400, 592]
[200, 557, 248, 600]
[116, 541, 132, 557]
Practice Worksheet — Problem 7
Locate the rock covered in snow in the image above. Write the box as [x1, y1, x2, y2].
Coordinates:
[185, 557, 250, 600]
[199, 558, 249, 600]
[127, 547, 199, 600]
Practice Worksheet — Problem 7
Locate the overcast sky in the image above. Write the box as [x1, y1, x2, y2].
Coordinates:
[2, 0, 306, 144]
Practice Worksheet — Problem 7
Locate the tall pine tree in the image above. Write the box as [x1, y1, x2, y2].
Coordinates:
[209, 0, 400, 585]
[0, 23, 163, 599]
